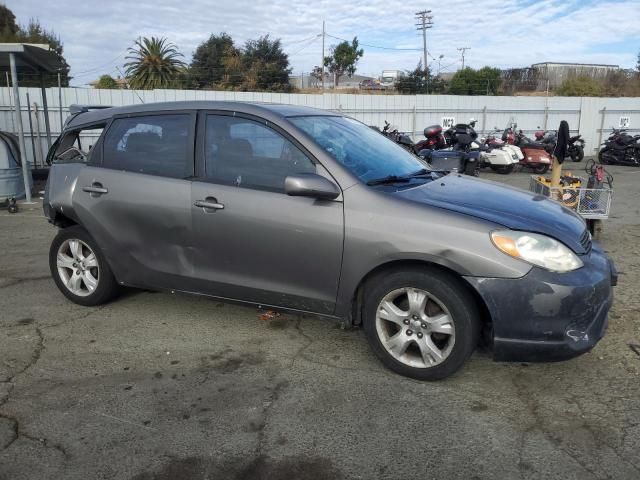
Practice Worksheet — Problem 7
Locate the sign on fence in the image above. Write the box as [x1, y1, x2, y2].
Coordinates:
[619, 116, 631, 128]
[441, 117, 456, 129]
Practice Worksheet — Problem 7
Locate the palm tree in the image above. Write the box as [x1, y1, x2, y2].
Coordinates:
[124, 37, 185, 89]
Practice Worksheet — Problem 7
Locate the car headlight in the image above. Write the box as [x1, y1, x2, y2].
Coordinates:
[491, 230, 583, 272]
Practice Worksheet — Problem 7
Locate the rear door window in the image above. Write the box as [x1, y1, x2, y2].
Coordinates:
[204, 114, 316, 192]
[102, 114, 192, 178]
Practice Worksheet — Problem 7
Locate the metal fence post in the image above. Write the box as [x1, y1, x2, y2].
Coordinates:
[543, 105, 549, 130]
[58, 72, 63, 129]
[598, 106, 607, 150]
[481, 106, 487, 134]
[412, 104, 417, 141]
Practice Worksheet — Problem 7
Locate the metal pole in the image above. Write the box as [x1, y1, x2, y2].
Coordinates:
[32, 102, 44, 168]
[412, 104, 417, 142]
[26, 93, 37, 166]
[9, 52, 32, 202]
[598, 106, 607, 151]
[39, 72, 52, 151]
[5, 72, 15, 132]
[58, 72, 63, 130]
[321, 21, 325, 91]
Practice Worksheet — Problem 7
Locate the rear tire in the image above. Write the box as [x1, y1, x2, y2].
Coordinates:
[598, 149, 609, 165]
[571, 147, 584, 162]
[532, 164, 549, 174]
[49, 225, 119, 306]
[464, 162, 478, 176]
[490, 164, 514, 174]
[363, 268, 480, 381]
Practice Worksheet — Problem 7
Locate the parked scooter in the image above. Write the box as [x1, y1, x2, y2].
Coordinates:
[598, 127, 640, 166]
[535, 129, 585, 162]
[504, 125, 553, 173]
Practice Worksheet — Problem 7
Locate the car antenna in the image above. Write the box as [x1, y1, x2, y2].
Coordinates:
[116, 67, 145, 104]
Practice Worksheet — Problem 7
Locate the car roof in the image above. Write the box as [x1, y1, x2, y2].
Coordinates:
[65, 101, 337, 129]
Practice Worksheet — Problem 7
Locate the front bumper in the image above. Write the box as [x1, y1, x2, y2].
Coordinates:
[465, 243, 616, 362]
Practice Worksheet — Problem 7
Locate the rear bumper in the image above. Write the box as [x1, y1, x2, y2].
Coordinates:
[465, 244, 616, 362]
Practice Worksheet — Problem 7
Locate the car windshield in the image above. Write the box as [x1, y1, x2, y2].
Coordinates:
[290, 116, 428, 184]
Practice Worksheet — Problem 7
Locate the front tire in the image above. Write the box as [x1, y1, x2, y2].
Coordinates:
[363, 268, 480, 380]
[49, 225, 119, 306]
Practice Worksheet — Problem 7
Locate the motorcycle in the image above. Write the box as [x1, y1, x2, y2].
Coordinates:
[535, 129, 585, 162]
[598, 127, 640, 166]
[479, 128, 522, 174]
[417, 122, 481, 176]
[504, 125, 552, 174]
[414, 125, 447, 152]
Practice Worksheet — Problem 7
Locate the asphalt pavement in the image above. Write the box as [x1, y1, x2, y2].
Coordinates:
[1, 165, 639, 480]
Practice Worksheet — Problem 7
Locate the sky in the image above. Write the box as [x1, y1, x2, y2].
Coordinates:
[7, 0, 640, 86]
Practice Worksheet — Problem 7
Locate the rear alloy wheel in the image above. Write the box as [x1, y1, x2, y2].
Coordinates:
[49, 226, 119, 306]
[363, 269, 479, 380]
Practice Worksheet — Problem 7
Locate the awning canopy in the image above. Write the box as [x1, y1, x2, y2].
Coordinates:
[0, 43, 65, 73]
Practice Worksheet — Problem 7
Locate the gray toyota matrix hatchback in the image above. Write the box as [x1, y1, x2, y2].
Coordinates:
[44, 102, 617, 380]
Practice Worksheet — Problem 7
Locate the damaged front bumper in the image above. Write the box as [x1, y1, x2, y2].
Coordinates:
[465, 243, 617, 362]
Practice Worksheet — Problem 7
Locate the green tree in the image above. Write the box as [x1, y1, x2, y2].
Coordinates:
[557, 75, 603, 96]
[124, 36, 186, 89]
[95, 74, 118, 89]
[448, 66, 501, 95]
[324, 37, 363, 87]
[396, 62, 445, 94]
[189, 33, 237, 88]
[0, 4, 19, 42]
[241, 35, 291, 92]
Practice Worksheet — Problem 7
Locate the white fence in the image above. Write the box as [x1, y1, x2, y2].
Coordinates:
[2, 87, 640, 168]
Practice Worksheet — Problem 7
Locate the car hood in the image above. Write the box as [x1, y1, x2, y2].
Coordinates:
[394, 174, 588, 254]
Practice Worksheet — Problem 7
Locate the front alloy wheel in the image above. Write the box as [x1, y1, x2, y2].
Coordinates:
[376, 288, 455, 368]
[363, 268, 479, 380]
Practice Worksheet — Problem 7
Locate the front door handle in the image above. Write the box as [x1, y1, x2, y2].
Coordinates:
[82, 183, 108, 195]
[194, 198, 224, 211]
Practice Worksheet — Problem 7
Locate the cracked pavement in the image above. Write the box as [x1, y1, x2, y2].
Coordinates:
[1, 167, 640, 479]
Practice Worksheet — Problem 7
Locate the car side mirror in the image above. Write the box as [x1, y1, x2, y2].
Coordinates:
[285, 173, 340, 200]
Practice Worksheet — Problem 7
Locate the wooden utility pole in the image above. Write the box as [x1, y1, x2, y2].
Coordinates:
[457, 47, 470, 69]
[321, 21, 325, 91]
[415, 10, 433, 93]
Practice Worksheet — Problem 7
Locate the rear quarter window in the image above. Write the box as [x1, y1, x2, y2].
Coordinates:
[50, 125, 105, 164]
[102, 114, 192, 178]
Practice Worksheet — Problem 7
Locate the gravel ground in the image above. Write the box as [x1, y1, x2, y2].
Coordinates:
[0, 164, 639, 480]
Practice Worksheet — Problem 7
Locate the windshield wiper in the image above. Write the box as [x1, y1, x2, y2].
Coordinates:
[366, 169, 445, 186]
[366, 175, 412, 186]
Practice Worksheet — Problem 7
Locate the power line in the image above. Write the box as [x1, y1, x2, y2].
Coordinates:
[324, 33, 421, 51]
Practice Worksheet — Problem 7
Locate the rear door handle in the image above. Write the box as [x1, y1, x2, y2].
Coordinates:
[82, 183, 108, 195]
[194, 199, 224, 211]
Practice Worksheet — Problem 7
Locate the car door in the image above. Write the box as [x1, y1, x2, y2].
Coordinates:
[71, 111, 196, 290]
[189, 112, 344, 315]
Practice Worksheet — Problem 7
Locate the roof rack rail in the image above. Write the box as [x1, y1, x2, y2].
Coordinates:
[69, 104, 112, 115]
